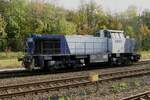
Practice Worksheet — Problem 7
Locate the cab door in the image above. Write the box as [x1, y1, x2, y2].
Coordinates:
[103, 30, 111, 53]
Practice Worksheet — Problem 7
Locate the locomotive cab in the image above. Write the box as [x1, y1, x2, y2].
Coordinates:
[96, 29, 140, 65]
[106, 30, 126, 54]
[95, 30, 126, 53]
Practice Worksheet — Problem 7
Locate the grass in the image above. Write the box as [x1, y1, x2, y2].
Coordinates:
[0, 52, 23, 69]
[0, 58, 21, 69]
[132, 80, 140, 87]
[140, 51, 150, 59]
[111, 82, 128, 92]
[0, 52, 23, 59]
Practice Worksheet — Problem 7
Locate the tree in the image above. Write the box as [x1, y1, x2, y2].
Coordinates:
[141, 10, 150, 29]
[1, 0, 29, 51]
[0, 15, 7, 51]
[125, 26, 134, 37]
[0, 15, 6, 37]
[74, 0, 106, 34]
[125, 5, 138, 18]
[139, 24, 150, 50]
[0, 0, 9, 16]
[4, 0, 28, 38]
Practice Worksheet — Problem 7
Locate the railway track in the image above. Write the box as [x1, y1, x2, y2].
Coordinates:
[0, 68, 45, 79]
[0, 66, 150, 99]
[122, 91, 150, 100]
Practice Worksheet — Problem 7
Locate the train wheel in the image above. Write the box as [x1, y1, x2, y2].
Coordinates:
[85, 58, 90, 66]
[22, 59, 35, 71]
[43, 60, 49, 70]
[121, 57, 132, 66]
[108, 58, 114, 66]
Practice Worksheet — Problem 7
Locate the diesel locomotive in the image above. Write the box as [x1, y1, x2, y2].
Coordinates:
[19, 29, 140, 70]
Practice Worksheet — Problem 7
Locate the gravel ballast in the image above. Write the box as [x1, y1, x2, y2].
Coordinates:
[0, 64, 149, 100]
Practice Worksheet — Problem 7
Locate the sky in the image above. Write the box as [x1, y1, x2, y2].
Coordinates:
[49, 0, 150, 13]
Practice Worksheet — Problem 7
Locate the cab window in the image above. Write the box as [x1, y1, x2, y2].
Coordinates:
[119, 33, 125, 38]
[111, 33, 116, 38]
[116, 33, 120, 38]
[94, 32, 100, 37]
[104, 30, 111, 38]
[111, 33, 121, 38]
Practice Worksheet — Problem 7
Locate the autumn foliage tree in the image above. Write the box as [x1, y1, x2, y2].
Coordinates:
[0, 0, 149, 51]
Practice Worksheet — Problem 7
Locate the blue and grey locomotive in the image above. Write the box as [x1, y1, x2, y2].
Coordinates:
[19, 30, 140, 70]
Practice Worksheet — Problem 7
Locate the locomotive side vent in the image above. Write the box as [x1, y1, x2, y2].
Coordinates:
[35, 39, 61, 54]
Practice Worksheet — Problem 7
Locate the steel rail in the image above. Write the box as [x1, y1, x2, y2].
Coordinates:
[121, 91, 150, 100]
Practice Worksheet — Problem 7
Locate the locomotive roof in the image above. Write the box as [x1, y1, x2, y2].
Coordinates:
[30, 34, 94, 39]
[31, 34, 65, 39]
[104, 29, 124, 33]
